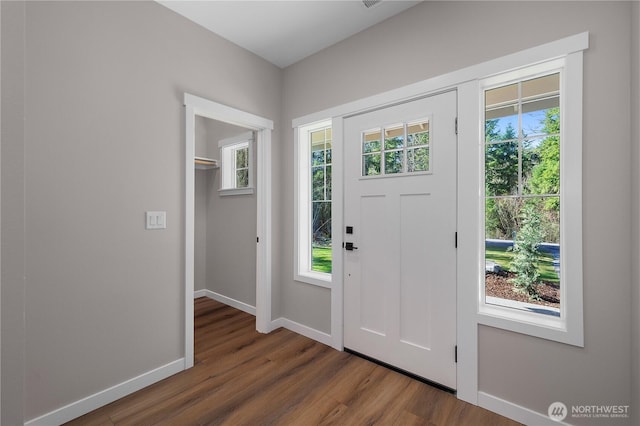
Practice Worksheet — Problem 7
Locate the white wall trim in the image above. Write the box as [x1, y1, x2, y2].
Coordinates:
[477, 392, 570, 426]
[185, 93, 274, 131]
[329, 116, 344, 351]
[456, 80, 481, 404]
[271, 317, 333, 347]
[24, 359, 184, 426]
[194, 289, 256, 316]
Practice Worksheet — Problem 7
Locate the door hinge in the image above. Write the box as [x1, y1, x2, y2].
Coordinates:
[257, 237, 259, 243]
[455, 232, 458, 248]
[455, 345, 458, 363]
[455, 117, 458, 135]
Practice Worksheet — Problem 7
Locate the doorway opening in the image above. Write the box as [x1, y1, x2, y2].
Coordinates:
[184, 93, 274, 369]
[194, 117, 257, 315]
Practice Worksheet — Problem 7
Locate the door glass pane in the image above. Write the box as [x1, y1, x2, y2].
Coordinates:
[363, 153, 381, 176]
[363, 130, 382, 153]
[385, 151, 403, 174]
[384, 124, 404, 150]
[407, 121, 429, 147]
[407, 147, 429, 172]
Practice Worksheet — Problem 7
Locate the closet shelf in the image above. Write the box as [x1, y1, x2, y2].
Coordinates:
[195, 156, 219, 170]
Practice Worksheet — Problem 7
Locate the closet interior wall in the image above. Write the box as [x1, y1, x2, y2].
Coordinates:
[194, 116, 257, 308]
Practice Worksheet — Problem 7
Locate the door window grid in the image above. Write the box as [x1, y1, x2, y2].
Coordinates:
[362, 120, 430, 177]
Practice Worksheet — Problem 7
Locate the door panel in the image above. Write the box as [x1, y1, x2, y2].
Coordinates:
[343, 91, 457, 389]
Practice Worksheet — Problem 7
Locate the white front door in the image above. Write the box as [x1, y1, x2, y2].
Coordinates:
[343, 91, 458, 389]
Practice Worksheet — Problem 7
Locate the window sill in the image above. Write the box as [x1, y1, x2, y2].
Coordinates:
[295, 271, 332, 289]
[477, 299, 583, 347]
[219, 187, 254, 196]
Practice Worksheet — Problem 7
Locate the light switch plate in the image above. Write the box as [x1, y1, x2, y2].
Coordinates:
[146, 211, 166, 230]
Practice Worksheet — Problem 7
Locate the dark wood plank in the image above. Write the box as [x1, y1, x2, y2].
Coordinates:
[66, 297, 521, 426]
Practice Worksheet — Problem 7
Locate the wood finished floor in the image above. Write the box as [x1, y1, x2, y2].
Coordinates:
[67, 297, 520, 426]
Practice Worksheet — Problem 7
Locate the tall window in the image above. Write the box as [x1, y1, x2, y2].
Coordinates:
[295, 120, 332, 286]
[479, 57, 583, 346]
[311, 127, 332, 273]
[219, 132, 253, 196]
[484, 73, 561, 314]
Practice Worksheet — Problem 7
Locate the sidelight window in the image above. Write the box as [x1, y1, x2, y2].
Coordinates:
[295, 120, 333, 286]
[478, 58, 584, 346]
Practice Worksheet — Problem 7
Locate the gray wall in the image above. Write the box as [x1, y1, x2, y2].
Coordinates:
[194, 116, 257, 307]
[194, 169, 210, 292]
[3, 0, 281, 421]
[1, 1, 26, 424]
[281, 1, 635, 423]
[632, 1, 640, 420]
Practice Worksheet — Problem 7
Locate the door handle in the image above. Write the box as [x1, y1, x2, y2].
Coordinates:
[345, 242, 358, 251]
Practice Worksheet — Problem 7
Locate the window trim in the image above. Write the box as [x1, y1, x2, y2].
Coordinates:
[477, 55, 584, 347]
[218, 131, 254, 196]
[294, 120, 333, 288]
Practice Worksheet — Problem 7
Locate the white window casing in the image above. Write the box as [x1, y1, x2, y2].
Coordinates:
[477, 55, 584, 347]
[295, 120, 333, 287]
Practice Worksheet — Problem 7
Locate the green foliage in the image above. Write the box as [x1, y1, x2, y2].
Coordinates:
[510, 204, 544, 298]
[528, 108, 560, 210]
[485, 107, 561, 245]
[485, 197, 523, 240]
[485, 121, 519, 196]
[485, 245, 558, 283]
[311, 246, 332, 273]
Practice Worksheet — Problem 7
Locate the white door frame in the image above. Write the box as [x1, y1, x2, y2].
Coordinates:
[184, 93, 274, 369]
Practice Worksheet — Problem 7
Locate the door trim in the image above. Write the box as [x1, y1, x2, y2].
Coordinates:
[184, 93, 274, 369]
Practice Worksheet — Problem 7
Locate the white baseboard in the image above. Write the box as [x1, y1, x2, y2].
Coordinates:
[271, 317, 333, 347]
[25, 358, 185, 426]
[194, 289, 256, 316]
[478, 391, 571, 426]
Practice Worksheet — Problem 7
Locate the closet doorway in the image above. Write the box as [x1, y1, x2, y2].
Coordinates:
[194, 118, 257, 310]
[184, 93, 274, 369]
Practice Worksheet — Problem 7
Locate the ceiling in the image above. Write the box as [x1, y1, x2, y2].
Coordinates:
[157, 1, 421, 68]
